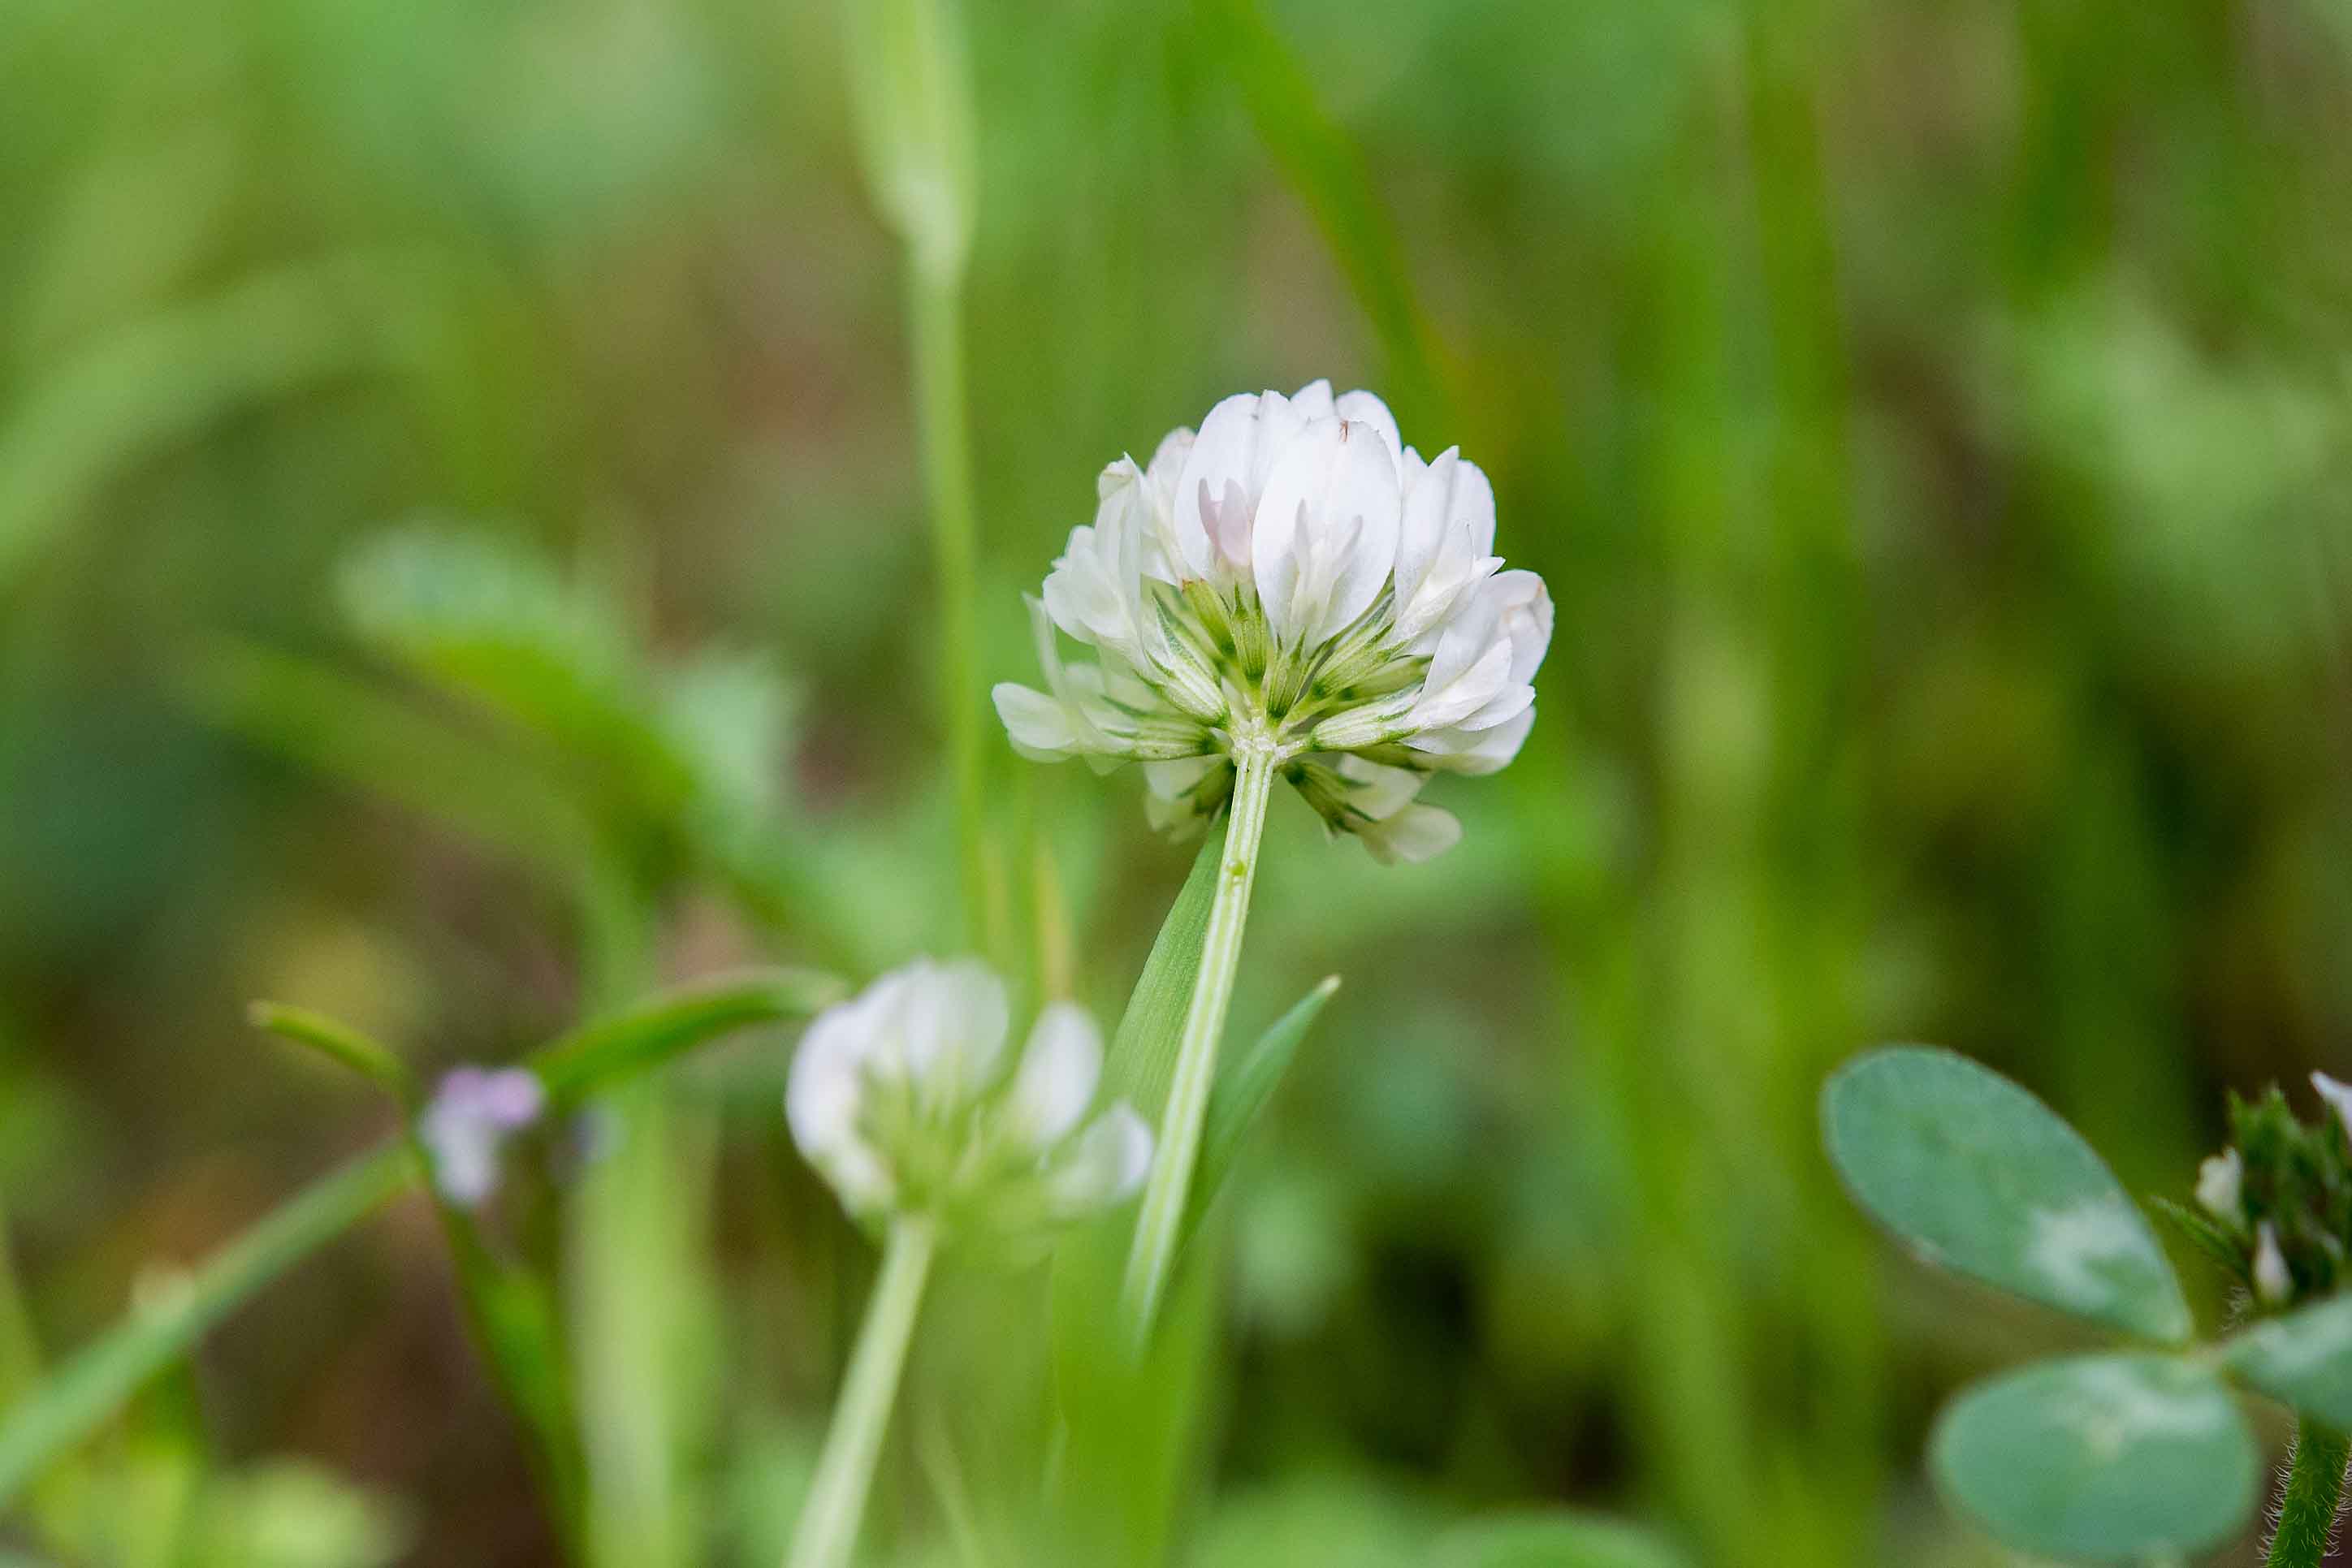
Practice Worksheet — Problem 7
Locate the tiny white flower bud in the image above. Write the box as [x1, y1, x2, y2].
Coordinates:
[2195, 1148, 2244, 1223]
[2314, 1072, 2352, 1140]
[2255, 1220, 2293, 1305]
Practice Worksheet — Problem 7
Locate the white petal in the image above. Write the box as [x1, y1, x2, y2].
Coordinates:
[1250, 416, 1401, 646]
[1139, 428, 1195, 583]
[1455, 679, 1536, 733]
[1002, 1002, 1104, 1147]
[1288, 378, 1335, 419]
[1333, 754, 1429, 822]
[1407, 637, 1515, 732]
[786, 995, 884, 1160]
[2256, 1221, 2292, 1303]
[1143, 755, 1225, 837]
[1410, 705, 1535, 775]
[1394, 448, 1498, 642]
[2315, 1072, 2352, 1139]
[1174, 390, 1307, 581]
[1489, 569, 1554, 688]
[993, 682, 1085, 761]
[897, 957, 1010, 1110]
[1332, 388, 1401, 459]
[2195, 1148, 2243, 1221]
[1145, 425, 1194, 489]
[1047, 1103, 1154, 1215]
[1358, 803, 1462, 864]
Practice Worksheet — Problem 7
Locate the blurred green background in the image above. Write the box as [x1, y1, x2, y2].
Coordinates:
[4, 0, 2351, 1563]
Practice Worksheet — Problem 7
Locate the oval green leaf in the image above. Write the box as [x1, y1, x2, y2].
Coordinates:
[1931, 1354, 2255, 1562]
[1822, 1046, 2190, 1341]
[2220, 1293, 2352, 1428]
[1431, 1511, 1694, 1568]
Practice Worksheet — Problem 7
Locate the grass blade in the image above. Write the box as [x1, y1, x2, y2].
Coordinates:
[1197, 0, 1448, 427]
[1177, 974, 1338, 1263]
[246, 1002, 413, 1099]
[528, 968, 847, 1104]
[1096, 831, 1223, 1120]
[1040, 832, 1228, 1568]
[0, 1143, 418, 1508]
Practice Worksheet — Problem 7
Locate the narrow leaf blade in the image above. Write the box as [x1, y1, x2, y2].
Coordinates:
[248, 1002, 413, 1097]
[1822, 1046, 2191, 1341]
[1178, 974, 1338, 1258]
[1042, 832, 1227, 1568]
[1099, 830, 1224, 1119]
[0, 1143, 417, 1507]
[1930, 1354, 2255, 1561]
[528, 968, 846, 1103]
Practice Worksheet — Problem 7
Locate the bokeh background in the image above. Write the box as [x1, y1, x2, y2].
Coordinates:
[5, 0, 2352, 1563]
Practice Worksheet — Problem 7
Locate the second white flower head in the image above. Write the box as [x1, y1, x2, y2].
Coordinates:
[993, 380, 1552, 862]
[786, 957, 1152, 1235]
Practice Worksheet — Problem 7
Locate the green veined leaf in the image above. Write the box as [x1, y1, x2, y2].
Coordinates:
[1822, 1046, 2191, 1341]
[527, 968, 846, 1104]
[247, 1003, 413, 1098]
[2220, 1292, 2352, 1430]
[0, 1143, 418, 1508]
[1431, 1510, 1695, 1568]
[1177, 974, 1339, 1261]
[1930, 1354, 2255, 1562]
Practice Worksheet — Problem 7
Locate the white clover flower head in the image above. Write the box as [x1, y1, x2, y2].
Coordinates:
[418, 1065, 547, 1207]
[785, 957, 1152, 1238]
[2194, 1147, 2243, 1224]
[2255, 1220, 2293, 1305]
[992, 380, 1550, 862]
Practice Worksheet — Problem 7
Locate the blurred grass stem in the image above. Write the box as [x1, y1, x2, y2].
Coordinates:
[787, 1215, 937, 1568]
[908, 260, 989, 950]
[1120, 744, 1278, 1338]
[838, 0, 988, 949]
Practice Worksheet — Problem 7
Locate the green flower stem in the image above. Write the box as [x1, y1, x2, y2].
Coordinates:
[907, 260, 990, 952]
[2268, 1419, 2350, 1568]
[420, 1181, 588, 1559]
[789, 1215, 938, 1568]
[1121, 743, 1279, 1338]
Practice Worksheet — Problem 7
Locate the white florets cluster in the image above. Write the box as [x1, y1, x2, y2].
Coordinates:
[785, 958, 1151, 1238]
[992, 381, 1552, 862]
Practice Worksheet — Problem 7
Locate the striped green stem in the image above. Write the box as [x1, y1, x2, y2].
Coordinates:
[788, 1216, 938, 1568]
[1120, 742, 1278, 1338]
